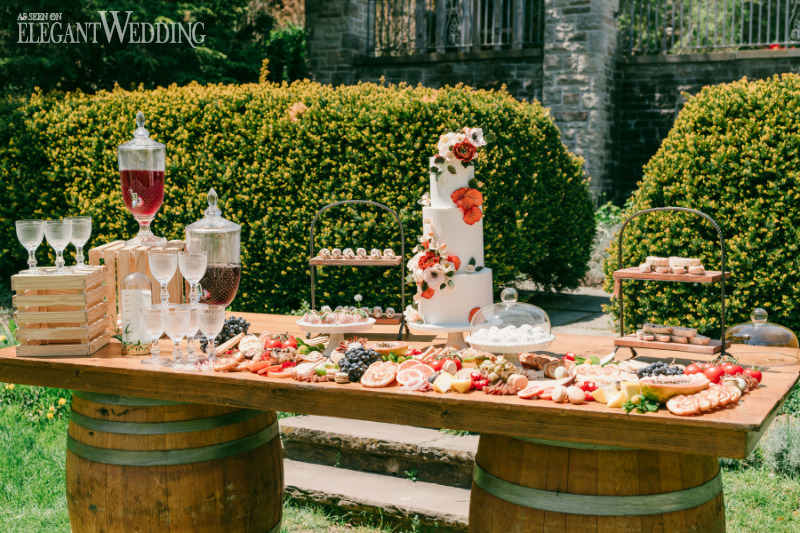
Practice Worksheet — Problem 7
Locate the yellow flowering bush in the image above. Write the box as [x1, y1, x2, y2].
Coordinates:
[1, 81, 594, 312]
[604, 74, 800, 335]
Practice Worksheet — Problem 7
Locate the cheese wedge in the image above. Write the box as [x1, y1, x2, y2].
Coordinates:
[451, 378, 472, 394]
[591, 385, 619, 404]
[607, 391, 627, 408]
[433, 373, 455, 394]
[621, 381, 641, 401]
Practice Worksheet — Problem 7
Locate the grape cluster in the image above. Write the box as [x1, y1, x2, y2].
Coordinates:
[637, 361, 684, 378]
[200, 316, 250, 353]
[338, 347, 381, 382]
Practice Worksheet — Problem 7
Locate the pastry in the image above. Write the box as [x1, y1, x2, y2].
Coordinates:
[646, 256, 669, 267]
[669, 257, 703, 268]
[642, 323, 655, 333]
[655, 266, 671, 274]
[690, 335, 711, 346]
[671, 326, 697, 338]
[636, 330, 649, 340]
[650, 325, 672, 335]
[639, 263, 652, 273]
[641, 333, 656, 341]
[670, 335, 689, 344]
[670, 265, 686, 274]
[654, 334, 672, 342]
[688, 265, 706, 275]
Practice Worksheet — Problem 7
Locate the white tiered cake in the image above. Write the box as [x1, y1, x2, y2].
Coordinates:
[406, 128, 494, 327]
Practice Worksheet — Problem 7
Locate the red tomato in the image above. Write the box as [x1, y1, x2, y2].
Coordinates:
[282, 336, 298, 349]
[430, 359, 444, 372]
[564, 352, 576, 361]
[584, 391, 595, 401]
[684, 363, 703, 375]
[703, 366, 725, 384]
[698, 362, 713, 370]
[442, 357, 462, 371]
[743, 367, 763, 383]
[264, 338, 282, 349]
[722, 363, 744, 375]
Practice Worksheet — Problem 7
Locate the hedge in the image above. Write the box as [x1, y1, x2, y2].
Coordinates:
[603, 74, 800, 336]
[1, 80, 594, 314]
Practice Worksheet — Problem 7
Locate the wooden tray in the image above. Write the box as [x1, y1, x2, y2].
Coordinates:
[614, 334, 730, 354]
[613, 267, 731, 284]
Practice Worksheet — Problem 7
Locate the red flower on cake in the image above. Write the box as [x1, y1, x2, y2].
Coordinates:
[421, 287, 435, 299]
[463, 206, 483, 225]
[418, 251, 440, 270]
[447, 255, 461, 270]
[452, 140, 477, 162]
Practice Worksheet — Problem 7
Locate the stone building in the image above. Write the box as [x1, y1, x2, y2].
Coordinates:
[306, 0, 800, 199]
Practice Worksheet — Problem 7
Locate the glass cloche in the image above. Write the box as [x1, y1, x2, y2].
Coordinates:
[725, 308, 799, 367]
[185, 188, 241, 307]
[466, 288, 555, 359]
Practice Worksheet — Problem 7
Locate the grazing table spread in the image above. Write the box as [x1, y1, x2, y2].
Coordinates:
[0, 312, 798, 533]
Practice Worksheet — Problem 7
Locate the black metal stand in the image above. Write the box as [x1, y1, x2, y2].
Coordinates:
[614, 206, 729, 358]
[308, 199, 408, 340]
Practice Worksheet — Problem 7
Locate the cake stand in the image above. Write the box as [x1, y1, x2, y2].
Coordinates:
[296, 318, 375, 356]
[465, 335, 556, 365]
[407, 322, 471, 349]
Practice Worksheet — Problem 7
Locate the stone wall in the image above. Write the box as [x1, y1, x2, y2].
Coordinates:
[615, 49, 800, 198]
[354, 49, 543, 103]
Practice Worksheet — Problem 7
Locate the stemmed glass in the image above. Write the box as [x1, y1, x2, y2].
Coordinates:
[198, 305, 226, 362]
[162, 305, 190, 368]
[67, 216, 92, 269]
[142, 305, 165, 365]
[44, 219, 73, 272]
[15, 220, 45, 274]
[148, 250, 178, 307]
[183, 303, 206, 363]
[179, 251, 207, 305]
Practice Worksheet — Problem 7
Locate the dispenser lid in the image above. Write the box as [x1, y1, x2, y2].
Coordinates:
[118, 111, 165, 153]
[725, 308, 799, 367]
[185, 188, 241, 234]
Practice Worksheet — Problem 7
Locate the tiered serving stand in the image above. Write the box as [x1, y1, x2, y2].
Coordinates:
[613, 207, 732, 357]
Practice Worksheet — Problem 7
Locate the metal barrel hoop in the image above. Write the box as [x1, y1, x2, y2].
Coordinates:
[308, 199, 408, 338]
[616, 206, 727, 353]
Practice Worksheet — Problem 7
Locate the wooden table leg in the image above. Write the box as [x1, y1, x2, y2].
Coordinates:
[65, 392, 283, 532]
[469, 434, 725, 532]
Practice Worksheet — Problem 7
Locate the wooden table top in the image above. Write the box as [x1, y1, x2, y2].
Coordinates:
[0, 313, 797, 459]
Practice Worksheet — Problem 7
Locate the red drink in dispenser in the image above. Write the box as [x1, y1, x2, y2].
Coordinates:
[120, 169, 165, 218]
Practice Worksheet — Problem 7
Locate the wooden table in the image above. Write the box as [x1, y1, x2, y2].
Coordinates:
[0, 313, 797, 532]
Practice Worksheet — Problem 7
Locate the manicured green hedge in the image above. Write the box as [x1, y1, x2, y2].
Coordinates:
[604, 74, 800, 336]
[1, 81, 593, 313]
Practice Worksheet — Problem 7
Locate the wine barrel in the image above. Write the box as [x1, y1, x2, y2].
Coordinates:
[66, 392, 283, 533]
[469, 434, 725, 532]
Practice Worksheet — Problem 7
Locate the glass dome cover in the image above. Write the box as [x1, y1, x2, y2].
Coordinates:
[466, 288, 555, 356]
[725, 308, 799, 367]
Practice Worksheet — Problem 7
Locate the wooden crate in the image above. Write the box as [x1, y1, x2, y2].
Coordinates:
[12, 267, 111, 357]
[88, 240, 186, 320]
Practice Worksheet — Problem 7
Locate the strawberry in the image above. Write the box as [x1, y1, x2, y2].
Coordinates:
[450, 187, 469, 204]
[469, 307, 481, 321]
[447, 255, 461, 270]
[421, 287, 435, 299]
[463, 206, 483, 225]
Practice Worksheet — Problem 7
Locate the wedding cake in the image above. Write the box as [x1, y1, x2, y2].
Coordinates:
[405, 128, 495, 326]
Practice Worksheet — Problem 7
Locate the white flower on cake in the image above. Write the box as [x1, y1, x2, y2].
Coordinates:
[470, 325, 553, 346]
[417, 192, 431, 206]
[412, 269, 424, 284]
[404, 305, 422, 324]
[430, 126, 495, 182]
[423, 264, 446, 289]
[464, 127, 487, 148]
[407, 251, 425, 271]
[437, 132, 466, 159]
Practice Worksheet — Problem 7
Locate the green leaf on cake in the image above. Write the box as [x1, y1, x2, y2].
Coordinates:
[462, 161, 471, 168]
[447, 165, 456, 174]
[430, 166, 439, 173]
[469, 257, 476, 266]
[440, 283, 446, 290]
[434, 156, 445, 165]
[485, 131, 497, 142]
[468, 178, 479, 188]
[475, 266, 484, 272]
[447, 280, 455, 287]
[445, 271, 454, 277]
[421, 281, 429, 292]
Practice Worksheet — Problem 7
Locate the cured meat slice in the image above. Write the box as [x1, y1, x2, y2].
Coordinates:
[361, 361, 398, 388]
[397, 368, 424, 386]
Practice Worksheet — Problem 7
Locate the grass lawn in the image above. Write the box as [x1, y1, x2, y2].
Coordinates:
[0, 388, 798, 532]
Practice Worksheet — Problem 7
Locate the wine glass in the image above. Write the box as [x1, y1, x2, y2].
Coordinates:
[148, 250, 178, 306]
[66, 216, 92, 269]
[15, 220, 45, 274]
[44, 219, 73, 272]
[179, 251, 207, 305]
[162, 305, 190, 368]
[198, 305, 226, 361]
[183, 303, 205, 363]
[141, 305, 165, 365]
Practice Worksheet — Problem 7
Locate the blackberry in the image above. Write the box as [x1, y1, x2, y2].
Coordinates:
[199, 316, 250, 353]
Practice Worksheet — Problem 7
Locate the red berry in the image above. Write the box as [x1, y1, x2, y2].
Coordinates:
[564, 352, 576, 361]
[584, 391, 595, 401]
